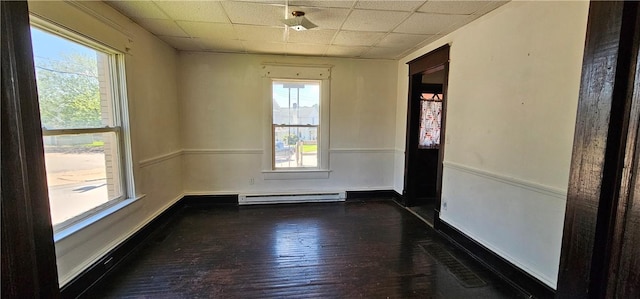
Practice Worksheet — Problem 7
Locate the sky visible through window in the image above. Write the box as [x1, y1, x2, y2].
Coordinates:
[31, 27, 96, 69]
[273, 81, 320, 108]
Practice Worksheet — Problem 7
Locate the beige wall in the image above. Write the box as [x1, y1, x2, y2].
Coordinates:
[27, 0, 590, 290]
[179, 53, 398, 194]
[29, 1, 182, 286]
[395, 1, 589, 288]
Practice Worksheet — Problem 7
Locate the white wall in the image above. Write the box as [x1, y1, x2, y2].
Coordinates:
[27, 0, 588, 290]
[395, 1, 589, 289]
[28, 1, 182, 286]
[179, 53, 397, 194]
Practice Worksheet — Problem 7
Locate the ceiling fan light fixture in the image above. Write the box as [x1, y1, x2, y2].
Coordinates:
[282, 11, 317, 31]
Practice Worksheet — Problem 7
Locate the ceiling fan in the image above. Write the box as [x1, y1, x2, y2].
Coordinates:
[281, 10, 318, 31]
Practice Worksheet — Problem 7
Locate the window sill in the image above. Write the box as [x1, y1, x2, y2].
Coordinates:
[53, 194, 146, 242]
[262, 169, 331, 180]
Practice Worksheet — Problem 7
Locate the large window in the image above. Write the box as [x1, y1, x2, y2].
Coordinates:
[31, 24, 131, 232]
[272, 80, 320, 169]
[262, 64, 331, 177]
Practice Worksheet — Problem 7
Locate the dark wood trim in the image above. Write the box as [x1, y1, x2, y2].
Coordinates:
[182, 194, 239, 206]
[1, 1, 60, 297]
[607, 6, 640, 297]
[435, 215, 555, 299]
[404, 45, 450, 208]
[407, 44, 450, 76]
[345, 190, 397, 200]
[420, 84, 443, 93]
[435, 61, 450, 215]
[60, 194, 241, 298]
[392, 190, 404, 205]
[558, 2, 640, 298]
[60, 198, 186, 298]
[394, 190, 403, 200]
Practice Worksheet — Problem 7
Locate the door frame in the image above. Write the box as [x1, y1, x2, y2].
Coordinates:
[1, 1, 60, 297]
[403, 44, 450, 212]
[557, 1, 640, 297]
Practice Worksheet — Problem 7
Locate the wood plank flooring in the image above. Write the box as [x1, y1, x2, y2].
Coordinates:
[88, 200, 526, 298]
[409, 202, 437, 226]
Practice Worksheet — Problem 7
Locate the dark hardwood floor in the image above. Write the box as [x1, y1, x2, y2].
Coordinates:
[409, 201, 437, 226]
[88, 199, 526, 298]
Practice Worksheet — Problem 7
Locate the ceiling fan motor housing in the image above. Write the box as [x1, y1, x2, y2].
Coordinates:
[282, 10, 317, 31]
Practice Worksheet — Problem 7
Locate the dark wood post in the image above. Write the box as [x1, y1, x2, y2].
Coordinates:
[558, 1, 640, 298]
[1, 1, 61, 297]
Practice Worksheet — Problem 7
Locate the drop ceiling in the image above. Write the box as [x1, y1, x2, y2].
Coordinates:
[106, 0, 508, 59]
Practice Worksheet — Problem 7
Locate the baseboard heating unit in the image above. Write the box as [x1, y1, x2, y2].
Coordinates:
[239, 191, 346, 205]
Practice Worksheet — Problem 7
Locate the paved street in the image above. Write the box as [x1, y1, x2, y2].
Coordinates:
[44, 152, 108, 225]
[275, 151, 317, 168]
[45, 150, 317, 225]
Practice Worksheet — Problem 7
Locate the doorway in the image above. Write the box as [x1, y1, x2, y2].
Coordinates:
[402, 45, 450, 225]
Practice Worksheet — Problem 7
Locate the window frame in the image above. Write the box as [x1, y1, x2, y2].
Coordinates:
[261, 64, 331, 178]
[30, 19, 135, 234]
[271, 79, 322, 170]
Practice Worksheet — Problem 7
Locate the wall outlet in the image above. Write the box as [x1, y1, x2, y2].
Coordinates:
[249, 177, 255, 185]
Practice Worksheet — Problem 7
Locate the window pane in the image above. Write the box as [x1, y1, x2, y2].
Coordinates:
[274, 126, 318, 168]
[272, 81, 320, 125]
[44, 132, 122, 226]
[31, 25, 125, 228]
[31, 27, 115, 130]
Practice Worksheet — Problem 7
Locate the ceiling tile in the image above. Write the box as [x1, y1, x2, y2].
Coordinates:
[289, 7, 350, 30]
[418, 1, 488, 15]
[413, 34, 443, 49]
[287, 29, 337, 44]
[436, 15, 474, 37]
[333, 30, 385, 47]
[376, 33, 432, 48]
[178, 21, 237, 39]
[235, 25, 286, 42]
[342, 9, 409, 32]
[229, 0, 284, 4]
[222, 1, 285, 27]
[286, 43, 329, 56]
[108, 0, 503, 59]
[360, 47, 409, 59]
[135, 19, 188, 37]
[159, 36, 203, 51]
[106, 1, 169, 20]
[243, 41, 286, 54]
[326, 45, 368, 57]
[474, 1, 509, 16]
[394, 13, 468, 35]
[289, 1, 355, 9]
[154, 1, 229, 23]
[199, 38, 245, 53]
[355, 1, 425, 12]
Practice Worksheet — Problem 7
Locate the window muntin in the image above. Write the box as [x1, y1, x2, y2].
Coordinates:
[31, 25, 129, 231]
[272, 80, 320, 169]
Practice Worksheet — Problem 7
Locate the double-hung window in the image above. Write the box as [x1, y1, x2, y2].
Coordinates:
[262, 64, 331, 177]
[272, 80, 320, 169]
[30, 22, 132, 232]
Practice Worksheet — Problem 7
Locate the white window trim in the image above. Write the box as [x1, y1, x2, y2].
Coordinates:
[30, 18, 137, 236]
[261, 64, 332, 177]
